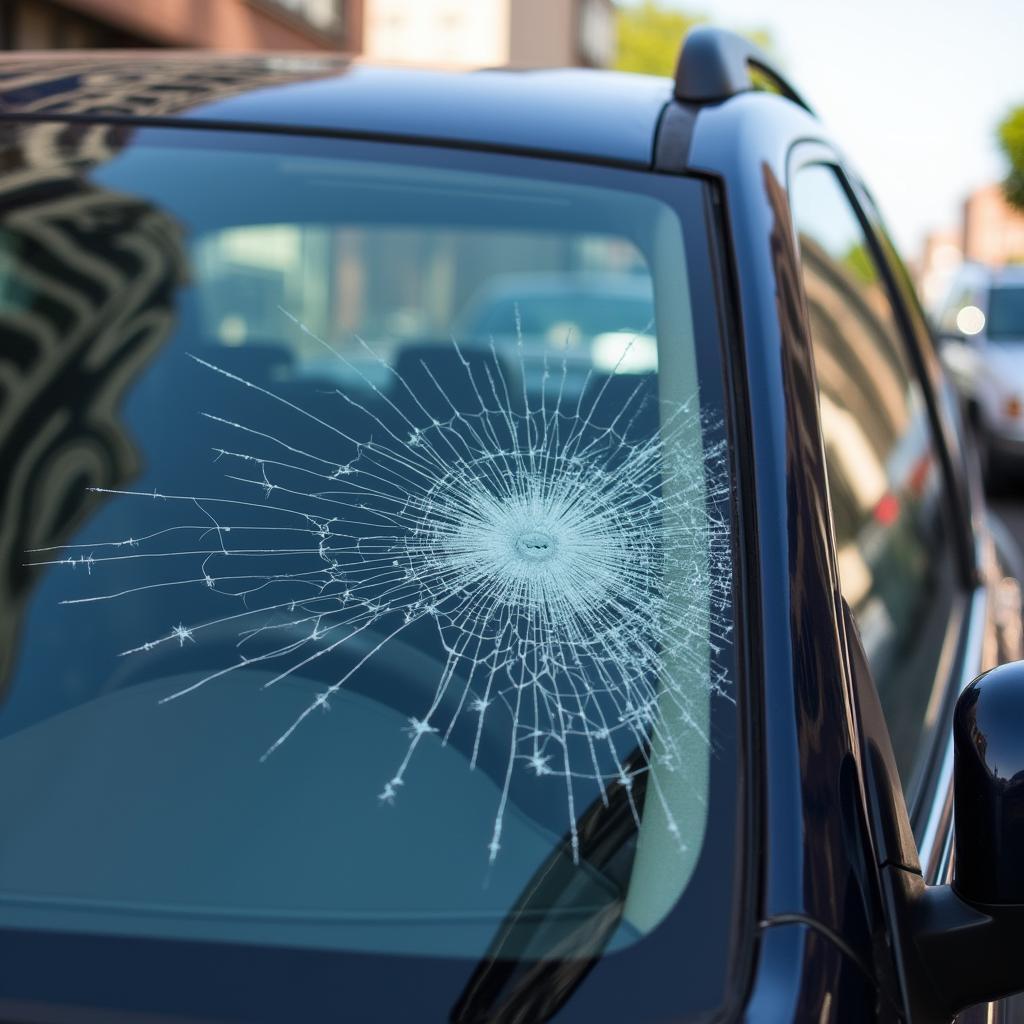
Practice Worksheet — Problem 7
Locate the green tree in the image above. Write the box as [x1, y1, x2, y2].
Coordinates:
[614, 1, 702, 77]
[998, 106, 1024, 212]
[613, 1, 772, 79]
[842, 242, 876, 285]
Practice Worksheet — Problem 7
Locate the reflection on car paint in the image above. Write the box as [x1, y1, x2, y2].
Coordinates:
[0, 119, 187, 697]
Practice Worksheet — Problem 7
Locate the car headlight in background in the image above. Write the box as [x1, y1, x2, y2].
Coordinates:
[956, 304, 986, 336]
[591, 331, 658, 374]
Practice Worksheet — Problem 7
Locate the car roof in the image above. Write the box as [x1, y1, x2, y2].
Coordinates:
[0, 51, 674, 168]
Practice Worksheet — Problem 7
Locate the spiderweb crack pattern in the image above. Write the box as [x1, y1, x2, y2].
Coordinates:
[34, 314, 733, 865]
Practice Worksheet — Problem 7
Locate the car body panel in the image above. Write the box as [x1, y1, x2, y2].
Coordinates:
[742, 921, 883, 1022]
[687, 90, 884, 960]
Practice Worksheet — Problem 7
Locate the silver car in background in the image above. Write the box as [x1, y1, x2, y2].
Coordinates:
[936, 262, 1024, 483]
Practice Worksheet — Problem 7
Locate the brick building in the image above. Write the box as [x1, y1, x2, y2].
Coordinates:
[963, 183, 1024, 268]
[918, 183, 1024, 311]
[0, 0, 350, 50]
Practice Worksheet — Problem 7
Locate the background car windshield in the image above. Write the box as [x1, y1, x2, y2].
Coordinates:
[987, 285, 1024, 340]
[0, 125, 736, 989]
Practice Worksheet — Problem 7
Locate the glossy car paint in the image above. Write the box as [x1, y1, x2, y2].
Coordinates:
[0, 49, 1019, 1022]
[953, 660, 1024, 905]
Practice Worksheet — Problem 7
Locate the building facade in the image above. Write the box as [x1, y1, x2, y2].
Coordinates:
[963, 183, 1024, 268]
[918, 183, 1024, 311]
[0, 0, 614, 68]
[1, 0, 353, 51]
[361, 0, 614, 69]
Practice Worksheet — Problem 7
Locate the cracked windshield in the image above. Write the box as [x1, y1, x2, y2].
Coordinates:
[0, 125, 736, 964]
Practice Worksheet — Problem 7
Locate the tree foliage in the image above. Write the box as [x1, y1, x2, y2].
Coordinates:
[613, 1, 772, 79]
[614, 1, 703, 78]
[998, 106, 1024, 212]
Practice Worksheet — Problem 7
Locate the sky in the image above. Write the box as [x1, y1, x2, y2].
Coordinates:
[625, 0, 1024, 258]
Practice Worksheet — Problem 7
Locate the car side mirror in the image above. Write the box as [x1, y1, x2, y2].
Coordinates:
[953, 661, 1024, 904]
[904, 662, 1024, 1018]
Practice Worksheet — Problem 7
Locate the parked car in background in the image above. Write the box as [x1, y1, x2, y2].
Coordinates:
[453, 271, 658, 389]
[935, 262, 1024, 482]
[3, 30, 1024, 1024]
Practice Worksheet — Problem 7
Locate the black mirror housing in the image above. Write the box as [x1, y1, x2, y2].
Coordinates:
[885, 662, 1024, 1020]
[953, 661, 1024, 906]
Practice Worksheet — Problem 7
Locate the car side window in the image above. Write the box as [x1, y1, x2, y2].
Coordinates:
[790, 163, 959, 790]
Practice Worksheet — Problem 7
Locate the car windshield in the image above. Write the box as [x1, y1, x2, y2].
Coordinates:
[988, 284, 1024, 341]
[0, 123, 737, 1020]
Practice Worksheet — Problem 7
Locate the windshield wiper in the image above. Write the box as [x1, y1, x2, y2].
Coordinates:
[450, 748, 648, 1024]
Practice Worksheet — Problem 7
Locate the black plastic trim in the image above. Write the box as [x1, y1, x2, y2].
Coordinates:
[882, 863, 1024, 1021]
[652, 100, 699, 173]
[674, 26, 814, 114]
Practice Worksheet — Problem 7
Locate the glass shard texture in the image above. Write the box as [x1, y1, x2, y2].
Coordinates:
[37, 313, 732, 866]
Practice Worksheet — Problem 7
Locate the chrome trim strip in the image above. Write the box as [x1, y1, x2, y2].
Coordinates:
[917, 584, 988, 883]
[904, 596, 968, 809]
[935, 805, 956, 884]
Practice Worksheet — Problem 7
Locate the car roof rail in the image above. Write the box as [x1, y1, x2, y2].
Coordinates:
[673, 25, 814, 114]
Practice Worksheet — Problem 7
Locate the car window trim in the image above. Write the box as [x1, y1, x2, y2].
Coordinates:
[915, 583, 988, 882]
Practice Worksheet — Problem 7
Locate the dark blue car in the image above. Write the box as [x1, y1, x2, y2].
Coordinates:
[2, 30, 1024, 1023]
